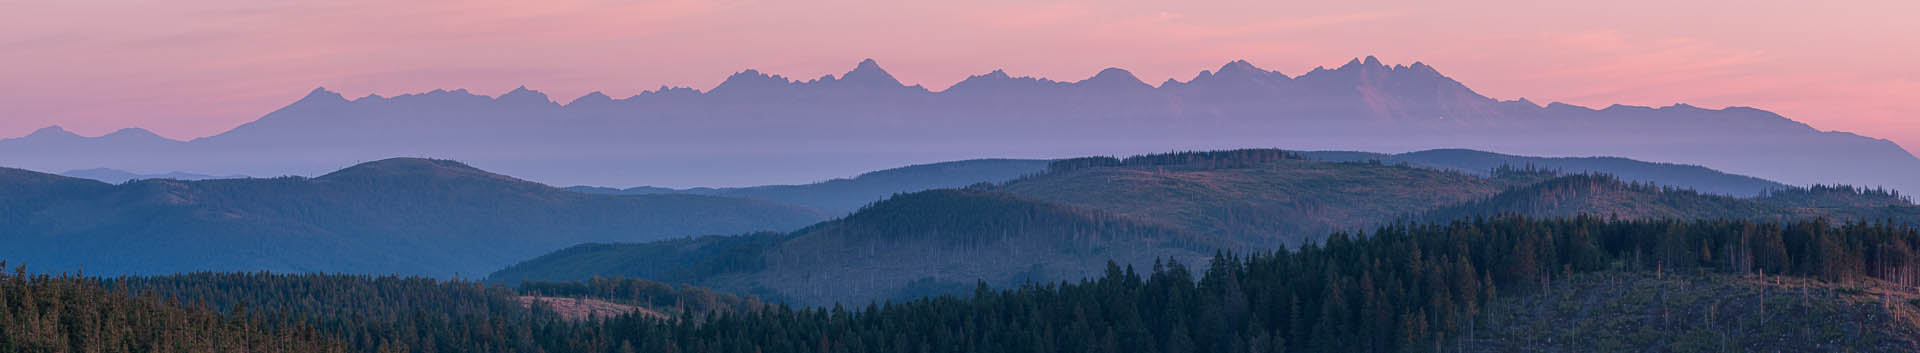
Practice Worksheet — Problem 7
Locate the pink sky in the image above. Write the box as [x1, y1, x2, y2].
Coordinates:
[3, 0, 1917, 151]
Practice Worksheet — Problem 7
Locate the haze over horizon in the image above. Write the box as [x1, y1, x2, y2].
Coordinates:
[4, 0, 1917, 152]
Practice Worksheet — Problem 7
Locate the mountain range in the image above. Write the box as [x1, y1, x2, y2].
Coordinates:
[0, 158, 827, 277]
[3, 57, 1914, 193]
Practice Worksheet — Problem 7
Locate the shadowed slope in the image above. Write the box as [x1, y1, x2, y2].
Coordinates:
[491, 189, 1220, 306]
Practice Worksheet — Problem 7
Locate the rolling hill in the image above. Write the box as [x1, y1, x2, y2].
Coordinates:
[0, 158, 828, 277]
[491, 188, 1222, 306]
[1300, 148, 1791, 196]
[994, 150, 1555, 247]
[493, 149, 1920, 306]
[1421, 174, 1919, 224]
[566, 158, 1050, 214]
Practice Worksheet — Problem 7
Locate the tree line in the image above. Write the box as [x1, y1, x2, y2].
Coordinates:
[7, 215, 1920, 352]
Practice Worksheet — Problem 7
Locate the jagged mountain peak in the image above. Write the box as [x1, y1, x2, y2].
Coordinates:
[1186, 59, 1288, 86]
[834, 58, 907, 88]
[1333, 55, 1389, 71]
[1078, 67, 1151, 89]
[945, 69, 1066, 93]
[568, 91, 614, 106]
[1406, 61, 1437, 73]
[1218, 59, 1266, 75]
[295, 87, 349, 105]
[102, 128, 168, 140]
[497, 86, 554, 105]
[635, 85, 702, 98]
[711, 69, 797, 95]
[24, 125, 80, 139]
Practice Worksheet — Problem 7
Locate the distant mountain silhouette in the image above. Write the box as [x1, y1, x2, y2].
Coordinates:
[0, 158, 827, 277]
[3, 57, 1914, 193]
[59, 168, 247, 184]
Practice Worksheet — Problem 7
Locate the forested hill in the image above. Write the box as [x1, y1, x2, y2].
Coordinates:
[496, 149, 1919, 306]
[1422, 174, 1920, 224]
[0, 158, 828, 277]
[1300, 148, 1792, 196]
[492, 189, 1223, 306]
[0, 266, 350, 352]
[994, 150, 1559, 247]
[23, 217, 1920, 352]
[565, 158, 1050, 214]
[563, 149, 1788, 215]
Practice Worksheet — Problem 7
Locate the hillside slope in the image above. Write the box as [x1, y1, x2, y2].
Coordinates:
[492, 189, 1221, 306]
[1422, 174, 1920, 224]
[496, 150, 1919, 306]
[0, 266, 347, 352]
[995, 150, 1555, 246]
[1302, 148, 1791, 196]
[1471, 272, 1920, 352]
[0, 158, 828, 277]
[567, 158, 1049, 214]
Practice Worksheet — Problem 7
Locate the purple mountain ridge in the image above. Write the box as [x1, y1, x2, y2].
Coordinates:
[3, 56, 1915, 192]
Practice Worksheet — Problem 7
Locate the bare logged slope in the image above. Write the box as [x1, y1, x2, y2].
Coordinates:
[517, 296, 664, 321]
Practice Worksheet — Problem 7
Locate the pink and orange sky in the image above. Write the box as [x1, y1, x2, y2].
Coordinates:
[3, 0, 1917, 151]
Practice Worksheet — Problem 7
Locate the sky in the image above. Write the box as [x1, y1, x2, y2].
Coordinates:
[2, 0, 1917, 151]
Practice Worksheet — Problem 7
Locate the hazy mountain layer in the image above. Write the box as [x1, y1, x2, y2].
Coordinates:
[564, 149, 1791, 218]
[0, 158, 827, 277]
[58, 167, 247, 184]
[4, 57, 1913, 193]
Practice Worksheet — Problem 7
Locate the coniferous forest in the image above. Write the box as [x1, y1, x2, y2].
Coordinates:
[8, 216, 1920, 352]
